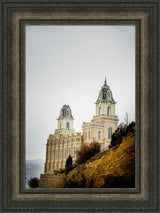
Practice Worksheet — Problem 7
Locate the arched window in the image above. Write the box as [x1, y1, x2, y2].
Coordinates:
[108, 127, 112, 139]
[107, 106, 111, 116]
[60, 149, 62, 159]
[66, 122, 69, 130]
[69, 147, 71, 156]
[54, 163, 57, 170]
[56, 149, 58, 159]
[85, 132, 87, 140]
[107, 91, 111, 99]
[48, 150, 50, 161]
[88, 131, 90, 139]
[99, 106, 102, 115]
[66, 110, 69, 116]
[73, 146, 76, 157]
[103, 93, 106, 99]
[52, 150, 54, 160]
[98, 131, 101, 140]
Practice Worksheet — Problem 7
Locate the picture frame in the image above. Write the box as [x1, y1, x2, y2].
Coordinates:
[0, 0, 159, 212]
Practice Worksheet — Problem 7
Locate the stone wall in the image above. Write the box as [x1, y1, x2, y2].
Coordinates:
[39, 173, 64, 188]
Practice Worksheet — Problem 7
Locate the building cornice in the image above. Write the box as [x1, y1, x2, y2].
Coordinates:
[94, 100, 117, 104]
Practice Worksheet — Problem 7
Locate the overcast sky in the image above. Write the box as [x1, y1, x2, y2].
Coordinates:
[26, 25, 135, 161]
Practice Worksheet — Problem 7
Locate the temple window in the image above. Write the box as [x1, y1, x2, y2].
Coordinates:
[69, 147, 71, 156]
[56, 149, 58, 159]
[107, 106, 111, 116]
[52, 150, 54, 160]
[73, 146, 76, 157]
[66, 122, 70, 130]
[98, 131, 101, 140]
[108, 127, 112, 139]
[60, 149, 62, 159]
[103, 93, 106, 99]
[48, 150, 50, 161]
[85, 132, 87, 140]
[64, 148, 66, 158]
[99, 106, 102, 115]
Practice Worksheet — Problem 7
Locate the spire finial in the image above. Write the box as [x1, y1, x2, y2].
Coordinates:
[105, 76, 107, 85]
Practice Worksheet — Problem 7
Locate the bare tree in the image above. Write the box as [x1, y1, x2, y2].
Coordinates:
[124, 112, 129, 125]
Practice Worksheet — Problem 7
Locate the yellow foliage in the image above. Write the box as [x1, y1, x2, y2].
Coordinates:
[64, 132, 135, 188]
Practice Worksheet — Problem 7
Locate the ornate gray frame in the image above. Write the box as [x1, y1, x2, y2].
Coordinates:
[0, 0, 159, 212]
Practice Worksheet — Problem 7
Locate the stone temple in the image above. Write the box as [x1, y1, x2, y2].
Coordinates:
[44, 78, 119, 173]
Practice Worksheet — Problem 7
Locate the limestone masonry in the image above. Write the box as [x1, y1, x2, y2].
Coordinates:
[44, 78, 119, 173]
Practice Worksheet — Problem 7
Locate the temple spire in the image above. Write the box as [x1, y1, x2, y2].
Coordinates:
[104, 76, 107, 85]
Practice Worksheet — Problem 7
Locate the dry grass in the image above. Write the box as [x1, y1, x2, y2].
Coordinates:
[64, 132, 135, 188]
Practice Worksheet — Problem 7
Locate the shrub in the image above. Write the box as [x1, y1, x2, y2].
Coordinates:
[65, 155, 73, 174]
[110, 121, 135, 148]
[76, 142, 101, 164]
[28, 177, 40, 188]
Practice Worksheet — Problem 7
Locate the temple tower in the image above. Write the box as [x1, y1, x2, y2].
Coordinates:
[55, 105, 75, 135]
[82, 77, 118, 149]
[95, 77, 116, 117]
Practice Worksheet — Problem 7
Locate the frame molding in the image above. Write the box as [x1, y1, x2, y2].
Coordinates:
[0, 0, 159, 212]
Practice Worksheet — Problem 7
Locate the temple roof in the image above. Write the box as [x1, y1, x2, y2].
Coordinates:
[58, 105, 73, 119]
[96, 77, 115, 103]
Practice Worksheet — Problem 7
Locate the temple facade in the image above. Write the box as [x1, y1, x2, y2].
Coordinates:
[44, 78, 119, 174]
[82, 78, 118, 149]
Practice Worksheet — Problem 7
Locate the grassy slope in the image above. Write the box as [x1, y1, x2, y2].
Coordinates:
[64, 132, 135, 188]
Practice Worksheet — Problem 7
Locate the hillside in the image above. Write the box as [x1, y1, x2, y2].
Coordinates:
[64, 132, 135, 188]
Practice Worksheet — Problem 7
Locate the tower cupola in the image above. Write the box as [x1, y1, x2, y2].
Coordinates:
[95, 78, 117, 117]
[55, 105, 75, 135]
[96, 77, 115, 103]
[58, 105, 73, 119]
